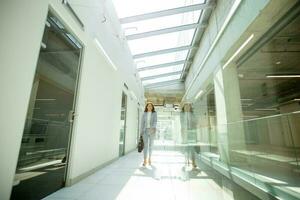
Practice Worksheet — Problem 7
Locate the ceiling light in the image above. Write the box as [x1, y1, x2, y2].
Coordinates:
[243, 115, 259, 118]
[94, 38, 118, 71]
[266, 75, 300, 78]
[36, 99, 56, 101]
[223, 34, 254, 69]
[275, 61, 281, 65]
[241, 99, 253, 101]
[255, 108, 278, 111]
[195, 90, 203, 100]
[294, 99, 300, 101]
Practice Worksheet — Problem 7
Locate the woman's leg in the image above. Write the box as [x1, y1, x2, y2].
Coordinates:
[142, 133, 149, 164]
[148, 134, 155, 164]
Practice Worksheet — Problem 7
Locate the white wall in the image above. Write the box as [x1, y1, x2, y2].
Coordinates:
[0, 1, 49, 199]
[0, 1, 143, 199]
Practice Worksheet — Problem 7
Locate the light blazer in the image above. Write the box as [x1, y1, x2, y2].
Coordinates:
[140, 111, 157, 135]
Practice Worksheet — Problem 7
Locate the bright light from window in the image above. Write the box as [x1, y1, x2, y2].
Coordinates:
[139, 64, 184, 78]
[135, 50, 188, 68]
[143, 74, 181, 85]
[122, 11, 201, 35]
[128, 29, 195, 55]
[112, 0, 205, 18]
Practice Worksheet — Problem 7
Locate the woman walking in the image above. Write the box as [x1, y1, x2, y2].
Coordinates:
[140, 103, 157, 166]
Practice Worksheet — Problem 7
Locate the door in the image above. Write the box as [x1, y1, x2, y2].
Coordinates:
[119, 92, 127, 156]
[11, 12, 83, 200]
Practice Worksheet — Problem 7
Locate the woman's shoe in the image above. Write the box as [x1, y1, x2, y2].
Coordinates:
[142, 160, 147, 166]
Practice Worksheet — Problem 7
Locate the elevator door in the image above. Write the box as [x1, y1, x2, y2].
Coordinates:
[11, 13, 83, 200]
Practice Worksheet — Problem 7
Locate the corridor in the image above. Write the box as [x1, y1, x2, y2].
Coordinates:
[44, 146, 259, 200]
[1, 0, 300, 199]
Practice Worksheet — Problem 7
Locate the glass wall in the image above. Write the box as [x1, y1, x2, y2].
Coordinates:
[11, 12, 82, 200]
[155, 106, 181, 147]
[191, 8, 300, 199]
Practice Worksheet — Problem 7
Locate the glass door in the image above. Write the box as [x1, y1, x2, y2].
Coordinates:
[119, 92, 127, 156]
[11, 12, 83, 200]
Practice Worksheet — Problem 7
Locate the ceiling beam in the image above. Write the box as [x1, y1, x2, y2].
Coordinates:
[133, 45, 194, 59]
[141, 71, 182, 81]
[137, 60, 189, 71]
[144, 79, 183, 89]
[126, 23, 207, 40]
[120, 3, 214, 24]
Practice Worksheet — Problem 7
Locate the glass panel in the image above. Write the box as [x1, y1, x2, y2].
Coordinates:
[123, 10, 201, 35]
[113, 0, 205, 18]
[135, 50, 188, 68]
[237, 13, 300, 120]
[119, 92, 127, 156]
[189, 13, 300, 199]
[11, 13, 82, 200]
[128, 29, 195, 55]
[193, 88, 218, 159]
[139, 64, 184, 78]
[143, 74, 181, 85]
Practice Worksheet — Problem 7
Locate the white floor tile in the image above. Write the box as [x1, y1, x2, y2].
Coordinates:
[44, 149, 258, 200]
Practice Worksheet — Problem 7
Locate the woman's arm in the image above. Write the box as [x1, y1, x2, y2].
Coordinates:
[140, 113, 145, 135]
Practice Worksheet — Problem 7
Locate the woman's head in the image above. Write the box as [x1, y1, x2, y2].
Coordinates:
[144, 102, 155, 112]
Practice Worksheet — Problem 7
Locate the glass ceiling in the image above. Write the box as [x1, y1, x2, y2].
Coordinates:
[112, 0, 207, 87]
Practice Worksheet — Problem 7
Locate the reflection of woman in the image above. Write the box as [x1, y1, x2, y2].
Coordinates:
[180, 103, 197, 168]
[140, 103, 157, 166]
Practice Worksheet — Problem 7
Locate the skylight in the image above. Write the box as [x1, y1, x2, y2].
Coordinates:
[139, 64, 184, 78]
[112, 0, 208, 87]
[113, 0, 205, 18]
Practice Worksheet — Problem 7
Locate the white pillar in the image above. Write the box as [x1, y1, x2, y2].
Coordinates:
[194, 95, 210, 153]
[214, 65, 245, 163]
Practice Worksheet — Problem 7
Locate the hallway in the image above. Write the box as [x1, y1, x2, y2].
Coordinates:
[44, 147, 259, 200]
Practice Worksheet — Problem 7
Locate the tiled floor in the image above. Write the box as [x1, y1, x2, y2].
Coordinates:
[43, 149, 258, 200]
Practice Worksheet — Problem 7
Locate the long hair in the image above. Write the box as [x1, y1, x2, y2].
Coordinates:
[144, 103, 156, 112]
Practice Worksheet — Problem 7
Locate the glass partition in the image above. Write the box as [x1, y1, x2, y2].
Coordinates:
[201, 112, 300, 197]
[11, 12, 82, 200]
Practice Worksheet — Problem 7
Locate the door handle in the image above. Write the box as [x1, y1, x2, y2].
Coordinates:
[68, 110, 76, 123]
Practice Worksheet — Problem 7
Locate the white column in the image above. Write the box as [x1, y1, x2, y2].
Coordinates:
[214, 65, 245, 163]
[194, 95, 210, 153]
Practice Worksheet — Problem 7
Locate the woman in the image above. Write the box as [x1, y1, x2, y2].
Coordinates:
[180, 103, 197, 168]
[140, 102, 157, 166]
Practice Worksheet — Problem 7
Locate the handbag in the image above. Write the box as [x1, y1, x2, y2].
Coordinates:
[138, 136, 144, 153]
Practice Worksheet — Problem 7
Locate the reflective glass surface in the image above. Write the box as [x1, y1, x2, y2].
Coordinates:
[11, 13, 82, 200]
